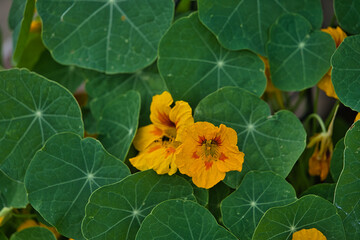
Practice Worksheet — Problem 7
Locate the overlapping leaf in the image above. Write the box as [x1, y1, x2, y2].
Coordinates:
[136, 200, 237, 240]
[332, 35, 360, 112]
[36, 0, 174, 73]
[334, 121, 360, 239]
[25, 133, 130, 240]
[0, 170, 27, 209]
[334, 0, 360, 34]
[301, 183, 336, 203]
[221, 171, 297, 239]
[253, 195, 346, 240]
[267, 14, 335, 91]
[194, 87, 306, 188]
[330, 138, 344, 182]
[158, 12, 266, 107]
[82, 171, 195, 240]
[9, 227, 56, 240]
[0, 69, 83, 181]
[198, 0, 322, 56]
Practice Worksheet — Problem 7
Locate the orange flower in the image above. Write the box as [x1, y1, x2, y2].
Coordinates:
[355, 112, 360, 122]
[130, 91, 194, 175]
[318, 27, 347, 99]
[175, 122, 244, 189]
[292, 228, 327, 240]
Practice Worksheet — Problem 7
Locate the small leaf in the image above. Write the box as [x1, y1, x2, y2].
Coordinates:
[136, 199, 237, 240]
[330, 138, 344, 182]
[158, 12, 266, 107]
[267, 13, 335, 91]
[0, 170, 27, 209]
[36, 0, 174, 73]
[25, 133, 130, 240]
[82, 171, 195, 240]
[194, 87, 306, 188]
[334, 121, 360, 239]
[253, 195, 346, 240]
[221, 171, 297, 240]
[301, 183, 336, 203]
[0, 69, 83, 181]
[334, 0, 360, 34]
[332, 35, 360, 112]
[10, 227, 56, 240]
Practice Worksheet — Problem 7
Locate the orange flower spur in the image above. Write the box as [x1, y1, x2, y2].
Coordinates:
[292, 228, 327, 240]
[130, 91, 194, 175]
[175, 122, 244, 189]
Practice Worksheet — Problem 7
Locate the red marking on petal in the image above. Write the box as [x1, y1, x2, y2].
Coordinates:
[219, 152, 228, 161]
[158, 111, 175, 127]
[165, 147, 176, 158]
[192, 151, 200, 159]
[204, 161, 213, 170]
[150, 127, 163, 136]
[197, 136, 206, 145]
[148, 145, 161, 153]
[212, 136, 222, 146]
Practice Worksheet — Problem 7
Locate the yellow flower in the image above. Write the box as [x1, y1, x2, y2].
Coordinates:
[130, 91, 194, 175]
[318, 27, 347, 99]
[355, 112, 360, 122]
[175, 122, 244, 189]
[292, 228, 327, 240]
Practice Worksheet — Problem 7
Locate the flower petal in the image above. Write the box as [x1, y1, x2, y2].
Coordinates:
[292, 228, 327, 240]
[132, 124, 163, 151]
[169, 100, 194, 141]
[150, 91, 174, 130]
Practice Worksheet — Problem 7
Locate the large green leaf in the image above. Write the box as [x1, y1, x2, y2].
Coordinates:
[158, 12, 266, 107]
[90, 90, 140, 160]
[0, 170, 27, 209]
[0, 69, 83, 181]
[221, 171, 297, 240]
[136, 200, 237, 240]
[25, 133, 130, 240]
[208, 181, 232, 224]
[36, 0, 174, 73]
[334, 0, 360, 34]
[267, 14, 335, 91]
[334, 121, 360, 239]
[332, 35, 360, 112]
[198, 0, 322, 56]
[85, 64, 167, 126]
[253, 195, 345, 240]
[10, 227, 56, 240]
[194, 87, 306, 188]
[301, 183, 336, 203]
[330, 138, 344, 182]
[82, 171, 195, 240]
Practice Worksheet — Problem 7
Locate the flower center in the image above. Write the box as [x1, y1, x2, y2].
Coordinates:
[202, 139, 219, 157]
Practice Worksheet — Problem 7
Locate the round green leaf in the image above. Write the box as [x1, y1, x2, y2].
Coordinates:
[332, 35, 360, 112]
[36, 0, 174, 73]
[10, 227, 56, 240]
[335, 0, 360, 34]
[0, 170, 27, 209]
[301, 183, 336, 203]
[82, 171, 195, 240]
[158, 12, 266, 107]
[198, 0, 322, 56]
[253, 195, 345, 240]
[25, 133, 130, 240]
[136, 199, 237, 240]
[330, 138, 344, 182]
[85, 64, 167, 126]
[267, 14, 335, 91]
[0, 69, 83, 181]
[334, 121, 360, 239]
[90, 90, 140, 161]
[221, 171, 297, 240]
[194, 87, 306, 188]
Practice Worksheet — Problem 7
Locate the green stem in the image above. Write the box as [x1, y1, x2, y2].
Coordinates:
[11, 213, 37, 219]
[305, 113, 326, 133]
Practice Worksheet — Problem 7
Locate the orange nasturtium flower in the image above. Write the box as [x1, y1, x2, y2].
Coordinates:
[292, 228, 327, 240]
[318, 26, 347, 99]
[130, 91, 194, 175]
[175, 122, 244, 189]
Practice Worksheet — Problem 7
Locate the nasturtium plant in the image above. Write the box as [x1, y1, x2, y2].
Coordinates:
[1, 0, 359, 239]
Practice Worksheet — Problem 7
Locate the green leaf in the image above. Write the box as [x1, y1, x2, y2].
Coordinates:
[334, 0, 360, 34]
[0, 232, 7, 240]
[301, 183, 336, 203]
[36, 0, 174, 73]
[221, 171, 297, 240]
[332, 35, 360, 112]
[25, 133, 130, 240]
[208, 181, 231, 223]
[85, 64, 167, 126]
[334, 121, 360, 239]
[253, 195, 345, 240]
[0, 170, 27, 209]
[9, 227, 56, 240]
[136, 199, 237, 240]
[16, 31, 46, 70]
[0, 69, 83, 181]
[82, 170, 195, 240]
[158, 12, 266, 107]
[90, 90, 140, 161]
[193, 185, 209, 207]
[32, 51, 86, 93]
[267, 13, 335, 91]
[330, 138, 344, 182]
[198, 0, 322, 56]
[194, 87, 306, 188]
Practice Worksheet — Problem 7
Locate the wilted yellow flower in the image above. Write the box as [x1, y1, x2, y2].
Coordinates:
[130, 91, 194, 175]
[292, 228, 327, 240]
[318, 27, 347, 99]
[175, 122, 244, 189]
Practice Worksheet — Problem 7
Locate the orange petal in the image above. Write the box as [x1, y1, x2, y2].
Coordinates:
[321, 26, 347, 48]
[132, 124, 163, 151]
[292, 228, 327, 240]
[355, 112, 360, 123]
[169, 101, 194, 142]
[216, 146, 244, 172]
[191, 163, 226, 189]
[150, 91, 174, 130]
[317, 68, 338, 99]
